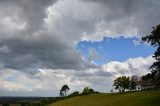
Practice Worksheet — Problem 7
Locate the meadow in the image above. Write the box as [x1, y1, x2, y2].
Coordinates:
[49, 90, 160, 106]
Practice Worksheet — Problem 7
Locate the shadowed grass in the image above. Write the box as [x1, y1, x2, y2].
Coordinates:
[49, 90, 160, 106]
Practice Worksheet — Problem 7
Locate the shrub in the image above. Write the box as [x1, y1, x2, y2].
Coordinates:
[68, 91, 80, 97]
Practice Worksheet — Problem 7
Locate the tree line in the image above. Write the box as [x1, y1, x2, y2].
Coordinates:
[59, 85, 99, 98]
[114, 76, 136, 93]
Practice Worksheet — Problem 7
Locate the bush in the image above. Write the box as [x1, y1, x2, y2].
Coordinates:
[82, 87, 95, 95]
[68, 91, 80, 97]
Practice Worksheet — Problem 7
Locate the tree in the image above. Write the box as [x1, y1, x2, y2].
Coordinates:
[82, 87, 94, 95]
[59, 89, 64, 97]
[141, 73, 156, 89]
[130, 76, 137, 91]
[142, 24, 160, 87]
[60, 85, 70, 97]
[89, 88, 94, 93]
[82, 87, 90, 95]
[113, 76, 130, 92]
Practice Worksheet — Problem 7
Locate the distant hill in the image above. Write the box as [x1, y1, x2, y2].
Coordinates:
[49, 90, 160, 106]
[0, 97, 54, 104]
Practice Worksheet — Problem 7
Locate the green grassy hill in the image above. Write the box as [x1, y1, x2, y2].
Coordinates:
[49, 90, 160, 106]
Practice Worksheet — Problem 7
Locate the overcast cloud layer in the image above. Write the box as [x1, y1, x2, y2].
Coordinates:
[0, 0, 159, 96]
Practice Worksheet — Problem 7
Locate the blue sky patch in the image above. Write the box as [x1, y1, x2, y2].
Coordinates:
[77, 37, 155, 65]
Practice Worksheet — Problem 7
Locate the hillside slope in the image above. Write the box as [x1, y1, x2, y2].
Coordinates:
[49, 90, 160, 106]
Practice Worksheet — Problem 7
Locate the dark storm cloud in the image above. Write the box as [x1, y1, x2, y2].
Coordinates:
[0, 0, 159, 74]
[0, 0, 96, 73]
[0, 36, 96, 73]
[81, 0, 160, 36]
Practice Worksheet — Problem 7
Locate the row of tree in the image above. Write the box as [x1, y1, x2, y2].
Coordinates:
[59, 85, 99, 98]
[113, 76, 137, 93]
[113, 74, 158, 93]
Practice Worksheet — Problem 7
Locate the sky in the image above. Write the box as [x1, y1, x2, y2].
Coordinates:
[0, 0, 159, 97]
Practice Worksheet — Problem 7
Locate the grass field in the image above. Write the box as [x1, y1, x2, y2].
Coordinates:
[49, 90, 160, 106]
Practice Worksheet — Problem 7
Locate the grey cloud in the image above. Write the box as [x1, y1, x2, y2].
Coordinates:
[0, 0, 58, 32]
[0, 0, 97, 73]
[0, 45, 10, 53]
[74, 69, 112, 78]
[0, 0, 159, 74]
[0, 36, 96, 73]
[81, 0, 160, 38]
[94, 71, 113, 77]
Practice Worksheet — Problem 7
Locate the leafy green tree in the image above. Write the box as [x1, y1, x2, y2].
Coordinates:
[130, 76, 137, 91]
[142, 73, 154, 82]
[82, 87, 94, 95]
[142, 24, 160, 87]
[114, 76, 130, 92]
[82, 87, 90, 95]
[60, 85, 70, 97]
[89, 88, 94, 93]
[141, 73, 157, 88]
